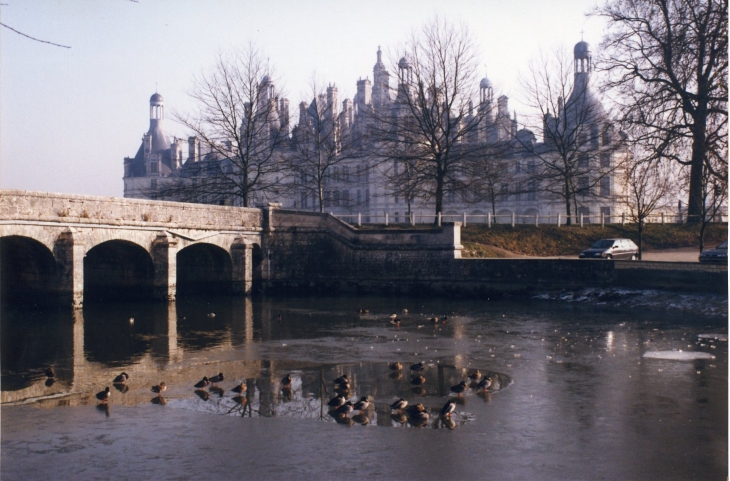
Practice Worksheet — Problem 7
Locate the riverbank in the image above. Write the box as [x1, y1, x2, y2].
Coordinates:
[461, 223, 727, 258]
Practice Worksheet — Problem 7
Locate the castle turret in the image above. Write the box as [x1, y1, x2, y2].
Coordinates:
[147, 93, 170, 153]
[372, 46, 391, 109]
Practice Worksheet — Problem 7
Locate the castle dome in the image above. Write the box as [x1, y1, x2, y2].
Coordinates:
[150, 93, 164, 103]
[480, 77, 492, 89]
[398, 56, 410, 69]
[574, 41, 591, 59]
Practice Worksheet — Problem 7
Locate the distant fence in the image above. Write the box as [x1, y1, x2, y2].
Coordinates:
[332, 211, 728, 228]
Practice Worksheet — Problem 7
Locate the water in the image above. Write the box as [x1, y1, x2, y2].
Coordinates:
[1, 295, 727, 480]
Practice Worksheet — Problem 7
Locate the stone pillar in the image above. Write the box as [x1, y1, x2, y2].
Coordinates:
[152, 232, 178, 302]
[53, 227, 84, 308]
[231, 237, 253, 294]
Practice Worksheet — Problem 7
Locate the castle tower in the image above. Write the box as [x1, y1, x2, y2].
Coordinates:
[147, 93, 169, 153]
[372, 46, 391, 109]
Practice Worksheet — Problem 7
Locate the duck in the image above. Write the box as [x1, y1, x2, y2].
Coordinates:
[440, 399, 456, 418]
[440, 315, 448, 323]
[231, 382, 247, 394]
[96, 387, 111, 403]
[45, 366, 55, 378]
[327, 394, 346, 408]
[207, 313, 216, 318]
[390, 398, 408, 411]
[389, 314, 398, 321]
[468, 370, 482, 381]
[358, 308, 370, 314]
[411, 374, 426, 385]
[408, 410, 429, 421]
[210, 373, 224, 385]
[333, 374, 348, 384]
[429, 317, 439, 323]
[334, 401, 354, 416]
[335, 381, 351, 393]
[402, 309, 408, 314]
[389, 362, 403, 371]
[194, 376, 210, 389]
[281, 374, 293, 387]
[353, 396, 370, 413]
[128, 317, 134, 325]
[409, 362, 425, 372]
[151, 382, 167, 395]
[389, 318, 401, 327]
[476, 375, 492, 391]
[113, 372, 130, 384]
[405, 403, 426, 416]
[450, 381, 468, 396]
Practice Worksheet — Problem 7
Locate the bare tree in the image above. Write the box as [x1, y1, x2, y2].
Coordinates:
[623, 156, 676, 259]
[371, 17, 484, 223]
[519, 47, 623, 224]
[288, 78, 364, 213]
[595, 0, 728, 223]
[156, 44, 290, 207]
[465, 144, 512, 218]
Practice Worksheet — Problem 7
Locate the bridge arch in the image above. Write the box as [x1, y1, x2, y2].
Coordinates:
[177, 242, 233, 295]
[84, 240, 155, 302]
[0, 235, 57, 307]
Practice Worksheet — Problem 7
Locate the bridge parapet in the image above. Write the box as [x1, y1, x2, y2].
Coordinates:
[0, 190, 262, 231]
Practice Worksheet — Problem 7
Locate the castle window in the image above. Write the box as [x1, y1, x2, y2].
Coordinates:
[500, 183, 509, 200]
[365, 188, 370, 207]
[578, 176, 590, 197]
[600, 153, 611, 168]
[600, 177, 611, 197]
[149, 161, 159, 174]
[150, 179, 157, 189]
[342, 190, 350, 207]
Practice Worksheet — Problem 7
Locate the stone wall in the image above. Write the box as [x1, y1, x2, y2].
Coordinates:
[267, 210, 728, 296]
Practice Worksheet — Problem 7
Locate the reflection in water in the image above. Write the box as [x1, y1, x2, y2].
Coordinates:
[96, 403, 110, 417]
[151, 396, 167, 405]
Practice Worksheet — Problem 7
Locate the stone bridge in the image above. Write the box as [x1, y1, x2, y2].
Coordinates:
[0, 190, 266, 307]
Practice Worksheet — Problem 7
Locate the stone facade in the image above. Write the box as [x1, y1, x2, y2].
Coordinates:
[125, 41, 631, 225]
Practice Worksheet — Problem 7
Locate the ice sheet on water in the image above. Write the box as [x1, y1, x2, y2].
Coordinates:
[698, 333, 728, 341]
[643, 351, 715, 361]
[533, 287, 727, 318]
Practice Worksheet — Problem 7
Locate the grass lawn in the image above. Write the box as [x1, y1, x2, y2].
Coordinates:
[460, 222, 727, 258]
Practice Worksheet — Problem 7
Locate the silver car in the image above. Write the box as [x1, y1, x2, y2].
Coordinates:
[579, 238, 639, 260]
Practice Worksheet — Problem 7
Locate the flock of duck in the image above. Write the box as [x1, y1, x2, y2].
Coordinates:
[86, 310, 493, 427]
[90, 361, 492, 428]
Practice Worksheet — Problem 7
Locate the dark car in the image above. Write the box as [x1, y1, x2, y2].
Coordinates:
[579, 238, 639, 260]
[699, 240, 727, 264]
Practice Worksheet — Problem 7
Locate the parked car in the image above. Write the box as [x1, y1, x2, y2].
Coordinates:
[699, 240, 727, 264]
[579, 238, 639, 260]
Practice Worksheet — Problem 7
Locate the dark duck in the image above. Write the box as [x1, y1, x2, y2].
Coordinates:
[96, 387, 111, 403]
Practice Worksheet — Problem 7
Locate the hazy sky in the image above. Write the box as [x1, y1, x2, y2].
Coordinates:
[1, 0, 606, 197]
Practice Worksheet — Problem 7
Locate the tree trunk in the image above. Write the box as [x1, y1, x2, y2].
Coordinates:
[686, 115, 707, 223]
[638, 220, 643, 260]
[564, 186, 572, 226]
[434, 168, 444, 225]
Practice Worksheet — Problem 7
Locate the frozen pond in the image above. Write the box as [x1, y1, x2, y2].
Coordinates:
[1, 295, 727, 480]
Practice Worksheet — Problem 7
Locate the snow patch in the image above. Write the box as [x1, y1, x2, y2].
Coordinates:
[643, 351, 715, 361]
